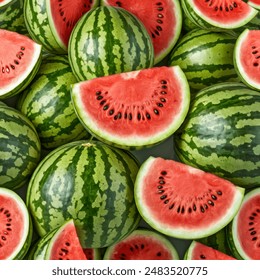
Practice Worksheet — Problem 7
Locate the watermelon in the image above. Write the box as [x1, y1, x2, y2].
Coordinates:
[169, 29, 239, 92]
[0, 29, 42, 100]
[0, 187, 32, 259]
[0, 0, 29, 36]
[23, 0, 99, 54]
[44, 220, 87, 260]
[103, 228, 179, 260]
[26, 140, 141, 248]
[68, 6, 154, 81]
[0, 106, 41, 190]
[0, 0, 13, 8]
[227, 187, 260, 260]
[174, 82, 260, 188]
[71, 66, 190, 150]
[100, 0, 182, 65]
[134, 157, 244, 240]
[17, 55, 89, 149]
[181, 0, 258, 30]
[233, 29, 260, 91]
[83, 248, 101, 260]
[184, 241, 235, 260]
[246, 0, 260, 9]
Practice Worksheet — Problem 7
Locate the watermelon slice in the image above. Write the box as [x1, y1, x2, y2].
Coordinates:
[185, 241, 236, 260]
[227, 187, 260, 260]
[134, 157, 244, 239]
[0, 0, 13, 8]
[182, 0, 258, 29]
[100, 0, 183, 65]
[247, 0, 260, 9]
[234, 29, 260, 91]
[0, 187, 32, 259]
[71, 66, 190, 150]
[0, 29, 42, 100]
[45, 219, 87, 260]
[103, 228, 179, 260]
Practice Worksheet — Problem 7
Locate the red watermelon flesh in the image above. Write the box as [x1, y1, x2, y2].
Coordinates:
[47, 220, 87, 260]
[101, 0, 182, 64]
[0, 190, 27, 259]
[71, 66, 190, 149]
[49, 0, 98, 48]
[134, 157, 244, 239]
[186, 241, 235, 260]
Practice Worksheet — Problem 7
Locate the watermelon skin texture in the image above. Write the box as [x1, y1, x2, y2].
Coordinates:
[26, 140, 141, 248]
[17, 55, 89, 149]
[174, 82, 260, 189]
[68, 6, 154, 81]
[168, 29, 239, 92]
[0, 106, 41, 190]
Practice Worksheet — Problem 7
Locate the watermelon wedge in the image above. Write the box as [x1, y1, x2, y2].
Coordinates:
[134, 157, 244, 239]
[71, 66, 190, 150]
[0, 29, 42, 100]
[185, 241, 236, 260]
[0, 0, 13, 8]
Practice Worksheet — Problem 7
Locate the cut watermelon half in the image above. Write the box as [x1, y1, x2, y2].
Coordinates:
[182, 0, 258, 29]
[0, 187, 32, 259]
[100, 0, 183, 65]
[71, 66, 190, 150]
[234, 29, 260, 91]
[45, 219, 87, 260]
[185, 241, 236, 260]
[0, 29, 42, 100]
[134, 157, 244, 239]
[227, 187, 260, 260]
[103, 228, 179, 260]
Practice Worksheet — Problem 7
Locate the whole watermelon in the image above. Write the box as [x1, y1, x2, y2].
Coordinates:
[174, 82, 260, 189]
[26, 140, 141, 248]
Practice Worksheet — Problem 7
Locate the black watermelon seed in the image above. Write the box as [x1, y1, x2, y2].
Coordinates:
[160, 195, 167, 200]
[161, 171, 167, 175]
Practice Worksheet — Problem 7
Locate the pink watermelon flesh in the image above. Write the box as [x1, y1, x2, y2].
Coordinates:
[236, 192, 260, 259]
[0, 194, 25, 259]
[83, 248, 96, 260]
[49, 221, 87, 260]
[135, 157, 244, 239]
[101, 0, 181, 64]
[72, 66, 190, 148]
[192, 0, 255, 24]
[0, 29, 41, 97]
[237, 30, 260, 87]
[189, 242, 235, 260]
[50, 0, 97, 47]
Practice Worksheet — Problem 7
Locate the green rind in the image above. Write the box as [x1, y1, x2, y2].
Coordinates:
[17, 54, 89, 149]
[174, 82, 260, 188]
[182, 0, 258, 30]
[0, 106, 41, 189]
[103, 228, 180, 260]
[233, 29, 260, 91]
[68, 6, 154, 81]
[23, 0, 66, 54]
[0, 0, 14, 9]
[26, 140, 141, 248]
[169, 29, 239, 92]
[227, 187, 260, 260]
[134, 156, 245, 239]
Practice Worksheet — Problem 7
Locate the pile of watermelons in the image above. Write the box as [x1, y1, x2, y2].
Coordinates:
[0, 0, 259, 260]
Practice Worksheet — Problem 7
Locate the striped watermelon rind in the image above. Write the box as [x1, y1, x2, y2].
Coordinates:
[0, 106, 41, 189]
[17, 54, 89, 149]
[68, 6, 154, 81]
[26, 140, 141, 248]
[174, 82, 260, 188]
[168, 29, 239, 91]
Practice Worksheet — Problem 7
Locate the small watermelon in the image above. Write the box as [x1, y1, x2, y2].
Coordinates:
[0, 29, 42, 100]
[0, 187, 32, 260]
[103, 228, 179, 260]
[24, 0, 99, 54]
[234, 29, 260, 91]
[227, 187, 260, 260]
[71, 66, 190, 150]
[134, 157, 244, 239]
[184, 241, 235, 260]
[100, 0, 183, 65]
